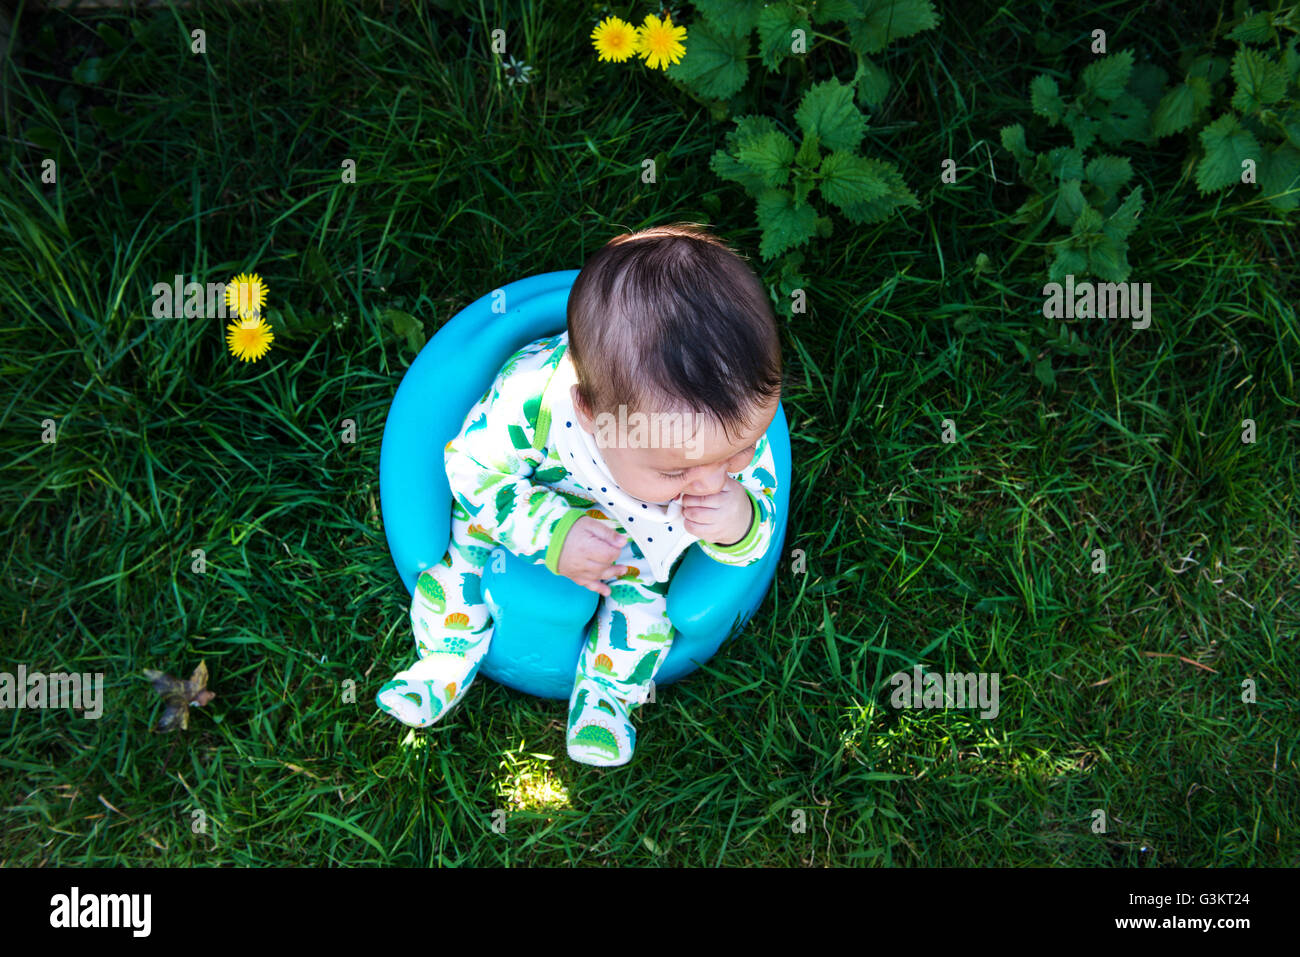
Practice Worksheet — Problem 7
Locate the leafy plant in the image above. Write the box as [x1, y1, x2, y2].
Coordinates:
[1027, 49, 1164, 152]
[1151, 8, 1300, 211]
[709, 80, 920, 261]
[674, 0, 939, 108]
[998, 49, 1167, 283]
[669, 1, 935, 268]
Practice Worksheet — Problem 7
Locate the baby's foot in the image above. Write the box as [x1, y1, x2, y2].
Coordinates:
[376, 654, 479, 728]
[566, 676, 636, 767]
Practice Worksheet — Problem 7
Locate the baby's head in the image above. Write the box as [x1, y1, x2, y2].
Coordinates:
[566, 223, 782, 504]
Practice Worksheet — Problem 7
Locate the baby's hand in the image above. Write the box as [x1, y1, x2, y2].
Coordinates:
[556, 517, 629, 597]
[681, 477, 753, 546]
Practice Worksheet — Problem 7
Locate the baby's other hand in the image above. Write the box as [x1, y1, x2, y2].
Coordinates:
[681, 476, 752, 545]
[556, 516, 629, 597]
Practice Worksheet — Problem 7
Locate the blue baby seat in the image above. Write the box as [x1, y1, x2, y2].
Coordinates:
[379, 270, 791, 700]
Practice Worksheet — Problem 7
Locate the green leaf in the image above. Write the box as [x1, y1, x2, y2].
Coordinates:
[1033, 357, 1056, 387]
[755, 188, 820, 260]
[1259, 143, 1300, 211]
[1003, 128, 1035, 180]
[1081, 49, 1134, 100]
[1283, 110, 1300, 150]
[380, 307, 424, 353]
[736, 131, 798, 187]
[665, 21, 749, 100]
[1088, 234, 1130, 282]
[692, 0, 765, 37]
[793, 173, 816, 207]
[1230, 47, 1288, 113]
[1047, 146, 1085, 181]
[847, 0, 939, 55]
[1227, 10, 1276, 44]
[818, 150, 892, 208]
[1104, 187, 1145, 240]
[1187, 54, 1230, 87]
[1084, 155, 1133, 200]
[1030, 75, 1065, 122]
[710, 149, 767, 195]
[1054, 180, 1087, 227]
[794, 79, 867, 152]
[96, 24, 127, 50]
[25, 126, 60, 151]
[72, 57, 105, 84]
[1063, 112, 1101, 151]
[1283, 39, 1300, 83]
[1096, 92, 1150, 145]
[854, 56, 892, 108]
[1070, 204, 1104, 236]
[1000, 124, 1029, 161]
[757, 3, 811, 72]
[834, 158, 919, 223]
[1012, 194, 1045, 225]
[1152, 77, 1211, 137]
[727, 114, 781, 149]
[1128, 62, 1169, 110]
[1049, 245, 1089, 282]
[795, 131, 821, 169]
[1196, 114, 1262, 193]
[812, 0, 860, 23]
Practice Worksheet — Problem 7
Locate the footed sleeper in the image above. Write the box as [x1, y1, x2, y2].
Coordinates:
[377, 332, 780, 766]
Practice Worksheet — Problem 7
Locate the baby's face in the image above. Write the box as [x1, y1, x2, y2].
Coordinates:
[571, 386, 779, 504]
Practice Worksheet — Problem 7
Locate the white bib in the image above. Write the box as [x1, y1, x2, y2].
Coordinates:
[546, 359, 698, 583]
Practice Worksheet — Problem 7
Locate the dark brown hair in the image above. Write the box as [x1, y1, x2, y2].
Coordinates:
[567, 222, 782, 440]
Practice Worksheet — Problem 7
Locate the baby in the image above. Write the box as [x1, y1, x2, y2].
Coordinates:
[376, 223, 783, 766]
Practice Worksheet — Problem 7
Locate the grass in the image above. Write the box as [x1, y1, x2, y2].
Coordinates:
[0, 0, 1296, 867]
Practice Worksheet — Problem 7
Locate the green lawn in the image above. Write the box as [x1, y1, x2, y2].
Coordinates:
[1, 0, 1296, 866]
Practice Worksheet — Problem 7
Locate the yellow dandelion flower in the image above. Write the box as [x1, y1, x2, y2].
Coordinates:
[634, 13, 687, 70]
[225, 272, 269, 321]
[591, 16, 638, 63]
[226, 317, 274, 362]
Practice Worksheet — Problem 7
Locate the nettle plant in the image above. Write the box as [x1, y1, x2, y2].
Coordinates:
[1150, 9, 1300, 212]
[673, 0, 939, 106]
[1000, 49, 1160, 283]
[709, 80, 920, 261]
[668, 0, 939, 264]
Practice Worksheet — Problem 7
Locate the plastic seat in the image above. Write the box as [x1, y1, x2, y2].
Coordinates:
[379, 270, 791, 699]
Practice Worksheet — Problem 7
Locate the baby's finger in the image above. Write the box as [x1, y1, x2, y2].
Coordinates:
[591, 540, 624, 563]
[593, 524, 629, 549]
[585, 579, 612, 597]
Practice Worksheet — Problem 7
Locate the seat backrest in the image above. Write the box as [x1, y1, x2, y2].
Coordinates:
[381, 270, 580, 594]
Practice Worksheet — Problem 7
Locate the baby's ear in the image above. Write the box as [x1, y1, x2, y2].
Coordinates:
[570, 384, 595, 431]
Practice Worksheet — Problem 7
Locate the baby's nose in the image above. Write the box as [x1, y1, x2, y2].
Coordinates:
[687, 468, 728, 496]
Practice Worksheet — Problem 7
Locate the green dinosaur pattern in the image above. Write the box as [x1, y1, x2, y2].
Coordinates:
[416, 575, 446, 613]
[624, 649, 661, 687]
[570, 723, 621, 762]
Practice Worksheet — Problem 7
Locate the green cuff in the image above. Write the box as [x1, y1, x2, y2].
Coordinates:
[707, 492, 759, 554]
[544, 508, 587, 574]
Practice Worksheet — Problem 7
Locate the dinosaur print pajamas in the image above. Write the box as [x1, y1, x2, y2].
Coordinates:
[378, 331, 779, 766]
